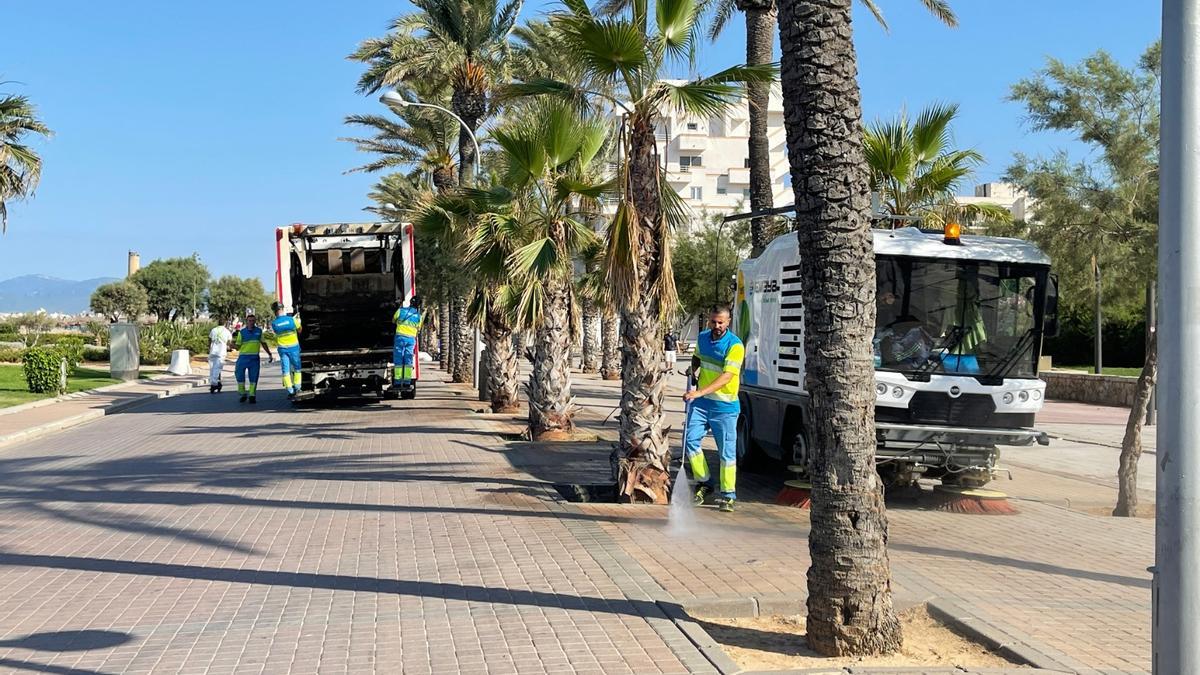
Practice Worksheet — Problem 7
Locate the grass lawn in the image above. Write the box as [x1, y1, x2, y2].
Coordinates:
[0, 364, 123, 409]
[1057, 365, 1144, 377]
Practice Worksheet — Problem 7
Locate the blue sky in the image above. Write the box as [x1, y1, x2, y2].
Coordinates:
[0, 1, 1161, 285]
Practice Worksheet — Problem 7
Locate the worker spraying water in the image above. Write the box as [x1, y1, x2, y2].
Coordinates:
[682, 306, 746, 513]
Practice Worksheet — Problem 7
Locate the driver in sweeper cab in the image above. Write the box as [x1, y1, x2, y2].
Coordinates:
[683, 306, 746, 513]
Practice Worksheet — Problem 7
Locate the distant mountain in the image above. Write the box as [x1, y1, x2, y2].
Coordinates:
[0, 275, 120, 314]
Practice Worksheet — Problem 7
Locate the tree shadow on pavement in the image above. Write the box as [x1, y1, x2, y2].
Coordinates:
[891, 543, 1151, 589]
[0, 550, 672, 621]
[0, 629, 134, 675]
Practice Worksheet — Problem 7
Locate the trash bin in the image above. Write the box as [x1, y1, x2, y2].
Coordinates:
[167, 349, 191, 375]
[109, 323, 140, 382]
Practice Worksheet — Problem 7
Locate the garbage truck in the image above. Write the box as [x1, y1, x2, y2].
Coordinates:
[275, 222, 418, 401]
[733, 224, 1058, 489]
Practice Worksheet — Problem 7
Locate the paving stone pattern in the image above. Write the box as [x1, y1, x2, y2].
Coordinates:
[0, 364, 1153, 674]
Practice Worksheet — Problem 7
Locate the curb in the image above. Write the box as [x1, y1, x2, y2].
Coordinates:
[0, 372, 176, 418]
[925, 597, 1078, 673]
[668, 594, 1078, 675]
[0, 376, 207, 450]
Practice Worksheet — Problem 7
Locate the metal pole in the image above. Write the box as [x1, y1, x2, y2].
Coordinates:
[1156, 1, 1200, 670]
[1094, 256, 1103, 374]
[1147, 281, 1158, 426]
[713, 221, 725, 309]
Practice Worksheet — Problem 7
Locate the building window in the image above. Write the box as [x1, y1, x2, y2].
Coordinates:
[717, 186, 727, 195]
[690, 187, 703, 200]
[686, 122, 699, 131]
[743, 188, 752, 199]
[743, 158, 751, 168]
[679, 155, 701, 172]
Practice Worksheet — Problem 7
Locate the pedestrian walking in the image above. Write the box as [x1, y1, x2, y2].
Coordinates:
[270, 302, 303, 398]
[208, 322, 232, 393]
[233, 310, 273, 404]
[683, 307, 745, 512]
[664, 331, 679, 371]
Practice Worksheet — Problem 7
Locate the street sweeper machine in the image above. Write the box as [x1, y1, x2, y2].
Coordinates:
[733, 223, 1058, 492]
[275, 222, 418, 401]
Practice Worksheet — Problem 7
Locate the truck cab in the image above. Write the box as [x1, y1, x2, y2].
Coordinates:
[734, 226, 1057, 489]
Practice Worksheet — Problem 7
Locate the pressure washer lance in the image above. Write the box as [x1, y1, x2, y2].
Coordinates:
[671, 368, 697, 501]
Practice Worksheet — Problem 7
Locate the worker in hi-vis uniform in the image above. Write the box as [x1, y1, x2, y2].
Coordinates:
[233, 310, 273, 404]
[392, 295, 423, 392]
[270, 302, 303, 398]
[684, 306, 746, 512]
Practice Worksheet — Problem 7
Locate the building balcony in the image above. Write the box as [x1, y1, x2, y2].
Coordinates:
[677, 135, 707, 151]
[727, 167, 751, 185]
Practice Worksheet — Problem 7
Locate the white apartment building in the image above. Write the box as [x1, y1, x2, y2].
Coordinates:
[954, 182, 1031, 222]
[603, 86, 793, 232]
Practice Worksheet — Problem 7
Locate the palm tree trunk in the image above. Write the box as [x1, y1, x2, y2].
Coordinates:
[528, 277, 576, 439]
[581, 302, 601, 373]
[486, 305, 521, 413]
[1114, 332, 1158, 517]
[778, 0, 902, 656]
[744, 1, 778, 257]
[601, 311, 620, 380]
[439, 302, 451, 370]
[616, 116, 671, 504]
[451, 293, 473, 384]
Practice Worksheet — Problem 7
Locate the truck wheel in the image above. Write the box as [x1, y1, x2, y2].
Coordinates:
[383, 388, 399, 401]
[790, 429, 811, 477]
[400, 384, 417, 400]
[736, 414, 763, 470]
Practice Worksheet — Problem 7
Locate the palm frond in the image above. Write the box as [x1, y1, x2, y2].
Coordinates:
[858, 0, 889, 31]
[706, 0, 737, 41]
[919, 0, 958, 27]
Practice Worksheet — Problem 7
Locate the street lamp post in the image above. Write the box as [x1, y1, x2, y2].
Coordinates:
[713, 220, 726, 310]
[380, 91, 486, 397]
[1157, 1, 1200, 671]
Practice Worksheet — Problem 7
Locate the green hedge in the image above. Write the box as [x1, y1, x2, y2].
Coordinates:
[22, 347, 65, 394]
[1043, 301, 1147, 368]
[83, 345, 110, 362]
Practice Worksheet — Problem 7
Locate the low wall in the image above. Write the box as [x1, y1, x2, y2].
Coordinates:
[1039, 370, 1139, 407]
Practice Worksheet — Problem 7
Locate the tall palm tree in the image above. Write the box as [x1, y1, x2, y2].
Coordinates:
[776, 0, 901, 656]
[704, 0, 954, 255]
[350, 0, 521, 185]
[343, 91, 476, 381]
[0, 92, 52, 232]
[510, 0, 776, 502]
[488, 101, 609, 439]
[578, 242, 621, 380]
[864, 102, 1008, 228]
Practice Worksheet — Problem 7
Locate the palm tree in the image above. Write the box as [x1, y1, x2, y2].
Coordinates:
[776, 0, 901, 656]
[488, 101, 609, 439]
[350, 0, 521, 185]
[510, 0, 776, 502]
[703, 0, 954, 255]
[0, 92, 52, 232]
[864, 102, 1008, 228]
[579, 242, 621, 380]
[344, 92, 476, 382]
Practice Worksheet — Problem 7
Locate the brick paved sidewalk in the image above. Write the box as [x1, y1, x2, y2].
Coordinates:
[0, 371, 206, 448]
[0, 365, 1150, 674]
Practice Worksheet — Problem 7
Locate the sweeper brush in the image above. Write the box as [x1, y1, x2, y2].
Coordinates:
[775, 478, 812, 508]
[932, 485, 1018, 515]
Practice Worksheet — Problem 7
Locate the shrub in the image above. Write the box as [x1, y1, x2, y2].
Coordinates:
[82, 345, 110, 362]
[0, 347, 23, 363]
[22, 347, 66, 394]
[55, 337, 86, 370]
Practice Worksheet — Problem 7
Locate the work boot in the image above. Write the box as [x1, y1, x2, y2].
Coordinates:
[239, 394, 247, 403]
[717, 498, 736, 513]
[216, 382, 222, 393]
[693, 485, 711, 506]
[209, 384, 216, 394]
[248, 396, 257, 404]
